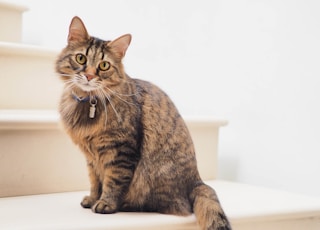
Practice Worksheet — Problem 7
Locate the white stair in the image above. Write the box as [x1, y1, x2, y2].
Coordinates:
[1, 180, 320, 230]
[0, 1, 61, 110]
[0, 42, 61, 109]
[0, 2, 27, 42]
[0, 110, 225, 197]
[1, 2, 320, 230]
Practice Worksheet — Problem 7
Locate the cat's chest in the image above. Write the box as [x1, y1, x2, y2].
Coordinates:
[60, 97, 104, 126]
[60, 93, 141, 149]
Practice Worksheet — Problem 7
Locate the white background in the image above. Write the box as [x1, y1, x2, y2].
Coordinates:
[9, 0, 320, 196]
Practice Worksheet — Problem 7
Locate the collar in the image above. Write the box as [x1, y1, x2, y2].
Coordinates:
[71, 91, 97, 103]
[71, 92, 90, 102]
[71, 92, 98, 119]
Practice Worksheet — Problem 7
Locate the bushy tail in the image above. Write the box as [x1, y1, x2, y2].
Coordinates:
[190, 183, 232, 230]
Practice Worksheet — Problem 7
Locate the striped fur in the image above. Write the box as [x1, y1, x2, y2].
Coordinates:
[56, 16, 231, 230]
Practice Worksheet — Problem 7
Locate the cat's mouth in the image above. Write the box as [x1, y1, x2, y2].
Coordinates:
[75, 76, 99, 92]
[77, 83, 97, 92]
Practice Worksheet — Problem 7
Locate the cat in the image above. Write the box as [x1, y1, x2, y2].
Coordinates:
[56, 16, 231, 230]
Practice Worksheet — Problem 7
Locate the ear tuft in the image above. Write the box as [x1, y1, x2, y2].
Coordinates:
[68, 16, 90, 43]
[107, 34, 132, 59]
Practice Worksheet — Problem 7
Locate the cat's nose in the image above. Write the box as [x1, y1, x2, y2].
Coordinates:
[85, 74, 95, 81]
[85, 66, 96, 81]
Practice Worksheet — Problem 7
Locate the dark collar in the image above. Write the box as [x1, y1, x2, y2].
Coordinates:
[71, 92, 90, 102]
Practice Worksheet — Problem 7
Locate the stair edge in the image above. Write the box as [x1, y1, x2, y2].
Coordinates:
[0, 109, 228, 130]
[0, 42, 58, 58]
[0, 1, 28, 12]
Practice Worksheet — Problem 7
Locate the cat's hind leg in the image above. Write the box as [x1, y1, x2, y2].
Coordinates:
[155, 197, 192, 216]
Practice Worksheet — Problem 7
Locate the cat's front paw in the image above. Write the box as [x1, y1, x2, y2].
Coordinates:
[92, 199, 117, 214]
[81, 195, 97, 209]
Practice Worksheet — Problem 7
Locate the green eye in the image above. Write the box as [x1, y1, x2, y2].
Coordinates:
[99, 61, 110, 71]
[75, 53, 87, 65]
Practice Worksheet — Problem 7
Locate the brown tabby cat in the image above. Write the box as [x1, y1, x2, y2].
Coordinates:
[56, 16, 231, 230]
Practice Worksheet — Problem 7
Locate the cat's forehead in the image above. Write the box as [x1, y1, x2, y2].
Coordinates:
[67, 38, 113, 64]
[83, 37, 110, 56]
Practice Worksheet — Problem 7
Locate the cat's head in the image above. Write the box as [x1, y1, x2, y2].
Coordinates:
[56, 16, 131, 93]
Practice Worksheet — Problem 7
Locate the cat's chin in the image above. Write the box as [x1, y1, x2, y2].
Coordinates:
[76, 84, 97, 92]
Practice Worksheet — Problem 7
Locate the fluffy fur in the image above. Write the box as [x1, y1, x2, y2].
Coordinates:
[56, 16, 231, 230]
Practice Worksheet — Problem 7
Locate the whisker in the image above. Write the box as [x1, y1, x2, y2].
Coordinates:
[105, 85, 140, 97]
[63, 80, 77, 91]
[61, 74, 87, 92]
[99, 88, 122, 122]
[105, 87, 138, 107]
[59, 73, 74, 77]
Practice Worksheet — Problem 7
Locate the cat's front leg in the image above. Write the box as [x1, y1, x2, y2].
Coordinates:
[92, 158, 136, 214]
[81, 162, 101, 209]
[92, 197, 118, 214]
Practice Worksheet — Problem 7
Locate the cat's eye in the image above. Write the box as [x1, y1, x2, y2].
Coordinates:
[99, 61, 110, 71]
[75, 53, 87, 65]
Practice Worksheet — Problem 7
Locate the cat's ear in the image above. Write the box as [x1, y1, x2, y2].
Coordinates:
[107, 34, 132, 59]
[68, 16, 90, 43]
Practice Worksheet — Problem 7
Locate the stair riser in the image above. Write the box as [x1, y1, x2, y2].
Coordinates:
[0, 2, 27, 42]
[0, 117, 223, 197]
[0, 54, 62, 109]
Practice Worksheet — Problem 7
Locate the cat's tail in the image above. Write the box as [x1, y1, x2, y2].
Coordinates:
[190, 182, 232, 230]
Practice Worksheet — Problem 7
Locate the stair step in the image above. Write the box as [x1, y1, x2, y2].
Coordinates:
[0, 2, 27, 42]
[1, 180, 320, 230]
[0, 109, 227, 197]
[0, 42, 61, 109]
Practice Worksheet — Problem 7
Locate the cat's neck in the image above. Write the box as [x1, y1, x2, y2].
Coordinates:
[70, 89, 91, 101]
[71, 89, 91, 102]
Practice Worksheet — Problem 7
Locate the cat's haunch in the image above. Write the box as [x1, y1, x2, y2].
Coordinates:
[56, 16, 231, 230]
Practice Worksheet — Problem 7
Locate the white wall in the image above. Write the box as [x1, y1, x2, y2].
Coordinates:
[9, 0, 320, 196]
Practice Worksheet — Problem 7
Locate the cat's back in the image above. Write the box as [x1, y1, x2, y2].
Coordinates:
[132, 78, 180, 119]
[132, 78, 168, 101]
[131, 77, 195, 158]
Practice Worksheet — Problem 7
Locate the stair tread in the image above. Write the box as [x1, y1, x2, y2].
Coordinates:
[0, 180, 320, 230]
